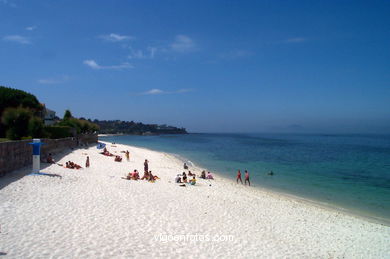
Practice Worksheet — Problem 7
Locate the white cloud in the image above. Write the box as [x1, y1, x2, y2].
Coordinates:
[3, 35, 31, 44]
[143, 89, 164, 95]
[171, 35, 196, 52]
[140, 88, 193, 95]
[128, 46, 157, 59]
[38, 75, 70, 84]
[99, 33, 134, 42]
[286, 37, 306, 43]
[26, 26, 37, 31]
[83, 59, 133, 70]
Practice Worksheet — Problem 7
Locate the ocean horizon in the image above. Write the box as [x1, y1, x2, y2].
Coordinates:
[101, 133, 390, 224]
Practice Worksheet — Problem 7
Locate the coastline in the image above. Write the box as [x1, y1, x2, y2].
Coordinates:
[0, 141, 389, 257]
[99, 136, 390, 226]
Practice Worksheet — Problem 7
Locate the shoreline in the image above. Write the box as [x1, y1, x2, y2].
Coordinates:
[99, 138, 390, 227]
[1, 141, 389, 257]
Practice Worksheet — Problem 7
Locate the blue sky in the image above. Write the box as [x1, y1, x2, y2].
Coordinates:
[1, 0, 389, 133]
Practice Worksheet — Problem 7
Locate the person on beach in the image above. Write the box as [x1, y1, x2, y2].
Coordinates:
[133, 170, 140, 180]
[182, 172, 188, 183]
[244, 170, 250, 186]
[189, 176, 196, 185]
[200, 171, 206, 179]
[141, 170, 149, 180]
[86, 156, 90, 168]
[188, 171, 195, 176]
[236, 170, 243, 184]
[125, 172, 132, 180]
[207, 172, 214, 180]
[125, 150, 130, 161]
[184, 163, 188, 170]
[144, 159, 149, 173]
[47, 153, 55, 164]
[175, 174, 182, 183]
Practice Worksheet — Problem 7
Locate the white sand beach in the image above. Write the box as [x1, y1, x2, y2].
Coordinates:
[0, 141, 389, 258]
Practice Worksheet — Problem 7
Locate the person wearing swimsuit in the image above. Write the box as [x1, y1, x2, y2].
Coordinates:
[236, 170, 243, 184]
[244, 170, 250, 186]
[144, 159, 149, 173]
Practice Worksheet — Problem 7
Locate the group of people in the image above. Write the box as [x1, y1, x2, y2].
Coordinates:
[199, 170, 214, 180]
[174, 163, 216, 186]
[236, 170, 250, 186]
[124, 159, 160, 182]
[65, 161, 82, 169]
[175, 172, 196, 185]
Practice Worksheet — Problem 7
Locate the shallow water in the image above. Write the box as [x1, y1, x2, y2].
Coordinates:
[101, 133, 390, 222]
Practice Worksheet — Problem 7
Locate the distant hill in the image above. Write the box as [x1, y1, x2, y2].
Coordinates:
[92, 119, 187, 135]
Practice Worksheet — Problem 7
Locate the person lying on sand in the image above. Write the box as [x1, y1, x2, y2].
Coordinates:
[200, 171, 206, 179]
[114, 156, 122, 162]
[65, 161, 82, 169]
[124, 172, 132, 180]
[175, 175, 182, 183]
[188, 171, 195, 176]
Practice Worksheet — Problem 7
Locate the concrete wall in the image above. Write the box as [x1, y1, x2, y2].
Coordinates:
[0, 134, 98, 176]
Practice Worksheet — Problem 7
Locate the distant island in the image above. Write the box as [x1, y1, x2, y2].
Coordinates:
[91, 119, 187, 135]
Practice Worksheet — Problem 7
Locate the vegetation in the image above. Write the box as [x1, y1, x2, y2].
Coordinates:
[0, 86, 43, 137]
[93, 120, 187, 135]
[0, 86, 99, 140]
[0, 85, 185, 140]
[1, 107, 33, 140]
[44, 126, 73, 139]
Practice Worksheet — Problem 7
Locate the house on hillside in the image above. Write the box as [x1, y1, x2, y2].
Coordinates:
[43, 107, 57, 125]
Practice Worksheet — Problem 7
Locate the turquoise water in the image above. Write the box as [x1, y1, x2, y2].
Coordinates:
[101, 134, 390, 223]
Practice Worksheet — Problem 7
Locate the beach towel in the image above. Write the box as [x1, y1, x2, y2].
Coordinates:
[97, 142, 106, 149]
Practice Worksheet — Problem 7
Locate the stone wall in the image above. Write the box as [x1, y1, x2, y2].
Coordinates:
[0, 134, 98, 176]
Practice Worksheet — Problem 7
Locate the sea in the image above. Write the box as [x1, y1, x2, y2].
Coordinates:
[100, 133, 390, 224]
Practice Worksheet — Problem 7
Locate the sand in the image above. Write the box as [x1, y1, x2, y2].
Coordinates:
[0, 141, 389, 258]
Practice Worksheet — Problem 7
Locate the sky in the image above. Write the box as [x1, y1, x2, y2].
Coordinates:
[0, 0, 389, 134]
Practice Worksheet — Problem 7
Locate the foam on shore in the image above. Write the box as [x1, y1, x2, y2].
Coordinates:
[0, 141, 389, 258]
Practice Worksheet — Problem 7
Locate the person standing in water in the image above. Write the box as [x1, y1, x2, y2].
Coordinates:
[236, 170, 243, 184]
[85, 156, 90, 168]
[244, 170, 250, 186]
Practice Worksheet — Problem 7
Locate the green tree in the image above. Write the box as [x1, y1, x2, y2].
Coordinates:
[1, 107, 32, 140]
[28, 116, 44, 138]
[0, 86, 43, 137]
[63, 110, 73, 120]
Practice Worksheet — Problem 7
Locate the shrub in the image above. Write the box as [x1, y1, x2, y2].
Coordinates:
[28, 116, 44, 138]
[44, 126, 73, 139]
[0, 86, 43, 137]
[1, 107, 32, 140]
